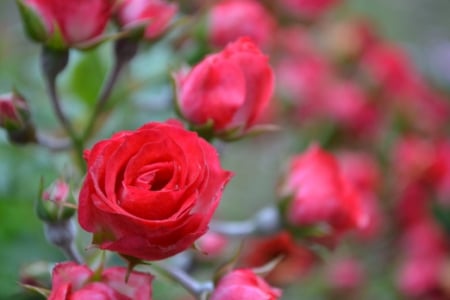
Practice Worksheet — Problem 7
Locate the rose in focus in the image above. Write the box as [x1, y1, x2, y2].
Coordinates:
[78, 121, 232, 261]
[210, 269, 281, 300]
[48, 262, 153, 300]
[175, 37, 274, 140]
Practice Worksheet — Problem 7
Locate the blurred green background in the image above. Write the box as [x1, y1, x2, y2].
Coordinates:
[1, 0, 450, 299]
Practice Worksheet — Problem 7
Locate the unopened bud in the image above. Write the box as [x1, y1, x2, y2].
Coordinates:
[36, 179, 76, 223]
[0, 91, 36, 144]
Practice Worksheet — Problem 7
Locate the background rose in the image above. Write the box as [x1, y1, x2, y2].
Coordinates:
[208, 0, 275, 49]
[48, 262, 153, 300]
[210, 269, 282, 300]
[175, 37, 274, 139]
[279, 145, 368, 235]
[78, 121, 232, 261]
[19, 0, 113, 47]
[116, 0, 177, 40]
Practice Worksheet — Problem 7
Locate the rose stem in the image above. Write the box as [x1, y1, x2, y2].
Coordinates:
[151, 263, 213, 300]
[210, 205, 282, 237]
[82, 37, 139, 142]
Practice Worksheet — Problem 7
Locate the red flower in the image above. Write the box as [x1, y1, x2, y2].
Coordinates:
[117, 0, 177, 40]
[239, 232, 315, 285]
[48, 262, 153, 300]
[279, 145, 367, 234]
[175, 37, 274, 139]
[78, 121, 232, 261]
[209, 0, 275, 49]
[21, 0, 113, 47]
[210, 269, 281, 300]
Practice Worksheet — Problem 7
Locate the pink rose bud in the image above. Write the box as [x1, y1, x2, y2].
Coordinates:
[117, 0, 178, 40]
[37, 179, 75, 223]
[78, 120, 232, 261]
[210, 269, 281, 300]
[196, 231, 228, 258]
[0, 91, 35, 144]
[209, 0, 275, 49]
[48, 262, 153, 300]
[279, 145, 368, 237]
[18, 0, 114, 49]
[175, 37, 274, 140]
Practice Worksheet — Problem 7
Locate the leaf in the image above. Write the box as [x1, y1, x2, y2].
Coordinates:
[67, 49, 108, 108]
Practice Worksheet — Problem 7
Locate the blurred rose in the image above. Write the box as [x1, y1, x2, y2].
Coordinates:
[239, 232, 315, 285]
[196, 231, 228, 258]
[209, 0, 275, 49]
[117, 0, 177, 40]
[327, 258, 365, 290]
[279, 145, 368, 235]
[21, 0, 113, 47]
[78, 121, 232, 261]
[210, 269, 281, 300]
[48, 262, 153, 300]
[322, 81, 380, 135]
[175, 37, 274, 139]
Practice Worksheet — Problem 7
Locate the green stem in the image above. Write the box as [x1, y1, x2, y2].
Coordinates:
[151, 263, 213, 300]
[42, 50, 86, 172]
[81, 59, 125, 142]
[81, 37, 139, 143]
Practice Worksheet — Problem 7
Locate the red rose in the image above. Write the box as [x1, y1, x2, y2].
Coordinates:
[20, 0, 113, 48]
[279, 145, 367, 234]
[209, 0, 275, 49]
[48, 262, 153, 300]
[239, 232, 315, 285]
[210, 269, 281, 300]
[175, 37, 274, 139]
[117, 0, 177, 40]
[78, 121, 232, 261]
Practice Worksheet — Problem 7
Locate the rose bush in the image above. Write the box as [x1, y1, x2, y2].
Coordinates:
[19, 0, 113, 48]
[210, 269, 281, 300]
[48, 262, 153, 300]
[175, 37, 274, 140]
[78, 121, 232, 261]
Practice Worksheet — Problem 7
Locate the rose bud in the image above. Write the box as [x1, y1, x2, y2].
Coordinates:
[208, 0, 275, 49]
[210, 269, 281, 300]
[175, 37, 274, 140]
[48, 262, 153, 300]
[37, 179, 76, 223]
[17, 0, 114, 49]
[116, 0, 177, 40]
[196, 231, 228, 259]
[78, 120, 232, 261]
[0, 91, 36, 144]
[278, 145, 368, 238]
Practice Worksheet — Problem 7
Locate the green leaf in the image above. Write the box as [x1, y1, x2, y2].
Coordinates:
[67, 49, 108, 108]
[16, 0, 48, 42]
